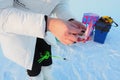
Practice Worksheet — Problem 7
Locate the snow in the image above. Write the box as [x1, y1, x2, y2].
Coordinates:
[0, 0, 120, 80]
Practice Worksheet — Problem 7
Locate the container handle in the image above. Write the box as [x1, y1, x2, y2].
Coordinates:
[112, 21, 118, 27]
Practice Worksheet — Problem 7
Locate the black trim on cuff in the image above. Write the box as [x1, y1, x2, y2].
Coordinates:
[44, 15, 48, 32]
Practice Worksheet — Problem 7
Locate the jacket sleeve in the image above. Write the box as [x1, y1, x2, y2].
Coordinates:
[0, 0, 46, 38]
[51, 0, 75, 20]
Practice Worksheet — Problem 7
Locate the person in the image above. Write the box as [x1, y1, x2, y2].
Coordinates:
[0, 0, 86, 80]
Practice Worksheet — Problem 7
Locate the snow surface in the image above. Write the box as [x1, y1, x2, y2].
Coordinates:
[0, 0, 120, 80]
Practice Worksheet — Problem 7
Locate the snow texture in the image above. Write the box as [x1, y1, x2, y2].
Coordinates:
[0, 0, 120, 80]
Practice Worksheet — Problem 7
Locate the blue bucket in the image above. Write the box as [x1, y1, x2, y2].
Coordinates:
[94, 21, 111, 44]
[94, 29, 110, 44]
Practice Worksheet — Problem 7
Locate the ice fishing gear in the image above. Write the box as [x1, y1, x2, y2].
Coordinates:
[94, 16, 118, 44]
[37, 51, 67, 63]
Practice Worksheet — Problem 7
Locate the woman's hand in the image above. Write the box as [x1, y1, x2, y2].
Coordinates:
[47, 17, 86, 45]
[68, 19, 86, 36]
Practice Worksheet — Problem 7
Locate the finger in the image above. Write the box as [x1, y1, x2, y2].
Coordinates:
[68, 35, 77, 42]
[69, 21, 86, 35]
[70, 20, 84, 27]
[67, 27, 86, 37]
[69, 21, 80, 29]
[58, 38, 73, 45]
[58, 34, 76, 45]
[66, 33, 78, 42]
[71, 20, 86, 30]
[69, 30, 80, 36]
[62, 39, 75, 45]
[67, 25, 82, 35]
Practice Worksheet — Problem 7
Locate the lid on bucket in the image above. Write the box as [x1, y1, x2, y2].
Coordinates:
[100, 16, 118, 27]
[95, 16, 118, 32]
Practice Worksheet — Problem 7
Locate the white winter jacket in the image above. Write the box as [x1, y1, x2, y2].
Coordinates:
[0, 0, 73, 70]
